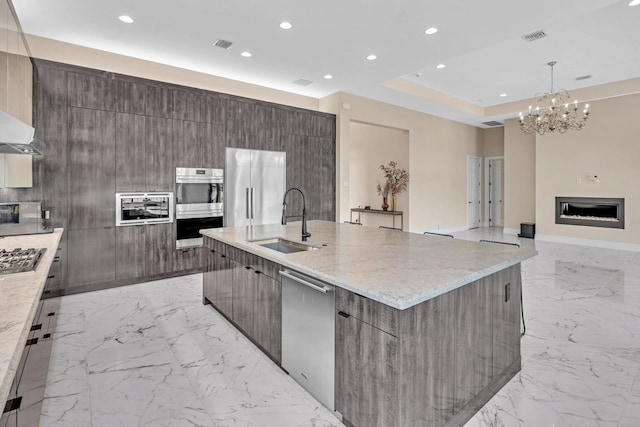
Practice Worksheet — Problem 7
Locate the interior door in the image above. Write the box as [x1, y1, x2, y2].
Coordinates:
[225, 148, 252, 227]
[251, 150, 286, 225]
[467, 156, 481, 229]
[488, 159, 503, 227]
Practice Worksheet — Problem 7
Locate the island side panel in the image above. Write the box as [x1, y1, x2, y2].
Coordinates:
[398, 289, 456, 426]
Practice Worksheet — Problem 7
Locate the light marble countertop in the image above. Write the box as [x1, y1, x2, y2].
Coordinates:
[0, 229, 63, 407]
[201, 221, 537, 310]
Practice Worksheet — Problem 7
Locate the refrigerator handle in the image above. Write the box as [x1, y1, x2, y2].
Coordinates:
[250, 187, 255, 219]
[246, 188, 250, 219]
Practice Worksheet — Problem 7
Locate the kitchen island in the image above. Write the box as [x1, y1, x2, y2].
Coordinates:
[0, 229, 63, 409]
[200, 221, 537, 427]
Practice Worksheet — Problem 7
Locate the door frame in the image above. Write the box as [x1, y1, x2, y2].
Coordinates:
[466, 155, 482, 229]
[484, 156, 504, 227]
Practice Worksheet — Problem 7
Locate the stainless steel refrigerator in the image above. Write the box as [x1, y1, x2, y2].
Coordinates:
[225, 148, 286, 227]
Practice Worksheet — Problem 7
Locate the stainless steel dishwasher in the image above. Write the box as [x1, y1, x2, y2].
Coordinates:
[280, 269, 335, 411]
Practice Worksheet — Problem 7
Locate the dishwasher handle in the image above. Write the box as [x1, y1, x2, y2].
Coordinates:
[280, 270, 332, 294]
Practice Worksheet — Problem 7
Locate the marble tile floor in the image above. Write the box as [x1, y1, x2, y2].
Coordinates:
[38, 227, 640, 426]
[456, 228, 640, 427]
[40, 274, 342, 427]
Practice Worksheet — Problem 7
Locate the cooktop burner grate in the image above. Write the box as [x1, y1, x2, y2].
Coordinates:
[0, 247, 46, 275]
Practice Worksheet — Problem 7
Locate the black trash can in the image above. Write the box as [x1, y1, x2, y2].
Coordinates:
[518, 222, 535, 239]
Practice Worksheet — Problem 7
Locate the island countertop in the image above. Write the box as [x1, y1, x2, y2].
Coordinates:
[201, 220, 537, 310]
[0, 229, 63, 407]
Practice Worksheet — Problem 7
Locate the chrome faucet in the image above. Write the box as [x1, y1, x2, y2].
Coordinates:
[281, 187, 311, 241]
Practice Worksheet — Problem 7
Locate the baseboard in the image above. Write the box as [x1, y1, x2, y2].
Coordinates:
[503, 228, 519, 235]
[536, 234, 640, 252]
[425, 224, 468, 234]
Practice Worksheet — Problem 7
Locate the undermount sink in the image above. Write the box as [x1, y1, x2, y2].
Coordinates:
[249, 237, 320, 254]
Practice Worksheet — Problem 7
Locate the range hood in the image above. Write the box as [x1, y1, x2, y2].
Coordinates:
[0, 110, 44, 155]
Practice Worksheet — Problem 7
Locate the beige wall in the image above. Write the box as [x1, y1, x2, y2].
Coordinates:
[482, 127, 504, 157]
[349, 122, 409, 228]
[536, 93, 640, 244]
[503, 119, 536, 232]
[25, 35, 318, 111]
[320, 92, 483, 233]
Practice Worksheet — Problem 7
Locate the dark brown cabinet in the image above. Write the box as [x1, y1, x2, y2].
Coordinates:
[115, 225, 146, 280]
[335, 265, 522, 427]
[145, 223, 174, 276]
[336, 313, 399, 427]
[115, 113, 146, 192]
[67, 227, 116, 287]
[202, 237, 282, 362]
[67, 108, 116, 230]
[145, 116, 173, 191]
[20, 59, 335, 296]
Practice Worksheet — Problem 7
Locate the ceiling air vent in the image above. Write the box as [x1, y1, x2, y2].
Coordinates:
[575, 74, 592, 81]
[521, 30, 547, 42]
[213, 38, 233, 49]
[293, 79, 313, 86]
[482, 121, 503, 127]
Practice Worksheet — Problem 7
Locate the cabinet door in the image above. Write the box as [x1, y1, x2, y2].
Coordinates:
[145, 223, 174, 276]
[203, 248, 215, 304]
[173, 247, 202, 272]
[172, 89, 203, 122]
[115, 79, 146, 115]
[232, 262, 256, 338]
[115, 113, 146, 192]
[203, 123, 225, 169]
[492, 264, 522, 376]
[253, 272, 281, 362]
[145, 116, 173, 191]
[67, 227, 116, 287]
[146, 84, 173, 118]
[172, 119, 203, 168]
[336, 313, 399, 427]
[68, 108, 116, 230]
[453, 279, 493, 412]
[203, 249, 234, 316]
[115, 225, 146, 280]
[68, 71, 115, 111]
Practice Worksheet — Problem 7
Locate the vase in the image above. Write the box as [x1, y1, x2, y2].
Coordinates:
[382, 196, 389, 211]
[391, 194, 396, 211]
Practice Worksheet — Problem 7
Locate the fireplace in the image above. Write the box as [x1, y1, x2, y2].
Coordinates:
[555, 197, 624, 229]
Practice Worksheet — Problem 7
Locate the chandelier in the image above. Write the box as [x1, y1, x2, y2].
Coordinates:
[519, 61, 590, 135]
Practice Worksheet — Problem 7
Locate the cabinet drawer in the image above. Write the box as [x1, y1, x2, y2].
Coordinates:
[336, 287, 398, 336]
[245, 252, 281, 280]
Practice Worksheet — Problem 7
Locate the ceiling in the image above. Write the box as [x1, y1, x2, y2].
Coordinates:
[11, 0, 640, 127]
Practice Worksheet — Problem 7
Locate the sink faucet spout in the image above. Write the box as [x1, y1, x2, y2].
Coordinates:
[281, 187, 311, 242]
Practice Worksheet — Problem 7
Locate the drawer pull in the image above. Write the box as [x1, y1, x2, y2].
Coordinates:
[338, 311, 350, 318]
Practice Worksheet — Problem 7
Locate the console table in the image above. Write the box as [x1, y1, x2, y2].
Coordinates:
[350, 208, 404, 230]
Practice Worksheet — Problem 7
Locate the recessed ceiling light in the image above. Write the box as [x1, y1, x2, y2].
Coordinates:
[424, 27, 438, 35]
[436, 64, 445, 69]
[280, 21, 292, 29]
[118, 15, 134, 24]
[500, 93, 507, 97]
[366, 54, 377, 61]
[323, 74, 333, 79]
[414, 72, 422, 77]
[240, 51, 252, 58]
[629, 0, 640, 6]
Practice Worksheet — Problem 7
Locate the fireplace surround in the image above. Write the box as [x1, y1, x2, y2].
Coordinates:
[555, 197, 624, 229]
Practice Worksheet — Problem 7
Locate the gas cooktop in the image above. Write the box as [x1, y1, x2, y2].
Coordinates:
[0, 248, 46, 275]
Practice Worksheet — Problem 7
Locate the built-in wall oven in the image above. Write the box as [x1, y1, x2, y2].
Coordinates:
[115, 193, 174, 226]
[175, 167, 223, 248]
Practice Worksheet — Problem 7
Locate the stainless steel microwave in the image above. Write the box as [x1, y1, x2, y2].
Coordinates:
[0, 202, 51, 236]
[115, 192, 174, 226]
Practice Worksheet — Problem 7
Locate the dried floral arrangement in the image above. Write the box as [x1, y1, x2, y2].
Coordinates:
[376, 161, 409, 196]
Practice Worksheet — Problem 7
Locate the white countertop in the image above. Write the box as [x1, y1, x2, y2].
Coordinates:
[0, 229, 63, 407]
[201, 221, 537, 310]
